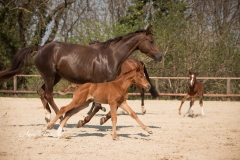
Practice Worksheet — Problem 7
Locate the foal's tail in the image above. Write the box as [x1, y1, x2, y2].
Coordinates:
[140, 61, 160, 98]
[0, 46, 39, 83]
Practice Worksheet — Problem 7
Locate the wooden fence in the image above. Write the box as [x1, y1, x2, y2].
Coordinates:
[0, 75, 240, 98]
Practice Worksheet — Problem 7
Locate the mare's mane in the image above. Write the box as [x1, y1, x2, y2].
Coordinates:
[98, 29, 151, 48]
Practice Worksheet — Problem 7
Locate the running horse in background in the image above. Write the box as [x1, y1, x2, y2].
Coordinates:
[178, 71, 204, 117]
[43, 62, 152, 140]
[0, 26, 162, 123]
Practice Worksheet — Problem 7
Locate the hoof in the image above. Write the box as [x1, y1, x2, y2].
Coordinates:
[142, 109, 146, 115]
[101, 107, 106, 112]
[45, 117, 50, 123]
[100, 117, 105, 125]
[113, 137, 120, 140]
[58, 91, 65, 95]
[77, 120, 85, 128]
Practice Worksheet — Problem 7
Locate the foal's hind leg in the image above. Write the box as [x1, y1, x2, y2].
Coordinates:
[78, 103, 102, 127]
[57, 101, 91, 137]
[120, 101, 152, 134]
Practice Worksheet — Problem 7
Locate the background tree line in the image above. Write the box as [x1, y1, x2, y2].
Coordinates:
[0, 0, 239, 98]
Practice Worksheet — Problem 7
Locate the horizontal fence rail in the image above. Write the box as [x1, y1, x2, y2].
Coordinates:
[0, 75, 240, 98]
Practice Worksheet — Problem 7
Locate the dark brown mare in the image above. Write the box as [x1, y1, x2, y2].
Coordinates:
[178, 71, 204, 117]
[58, 58, 159, 115]
[0, 26, 162, 122]
[43, 62, 152, 140]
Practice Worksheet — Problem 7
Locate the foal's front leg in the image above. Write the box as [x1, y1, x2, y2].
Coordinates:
[120, 101, 152, 134]
[109, 102, 119, 140]
[179, 94, 190, 115]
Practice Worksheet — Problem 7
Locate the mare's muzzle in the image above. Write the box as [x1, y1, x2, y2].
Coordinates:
[144, 84, 151, 92]
[154, 53, 163, 62]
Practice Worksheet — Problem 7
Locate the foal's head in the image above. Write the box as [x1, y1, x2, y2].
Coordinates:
[189, 71, 198, 87]
[133, 65, 151, 91]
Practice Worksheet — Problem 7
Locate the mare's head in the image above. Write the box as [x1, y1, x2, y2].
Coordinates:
[189, 71, 198, 87]
[133, 64, 151, 91]
[137, 26, 162, 62]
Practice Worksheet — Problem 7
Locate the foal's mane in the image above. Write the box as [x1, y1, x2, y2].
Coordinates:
[98, 29, 151, 48]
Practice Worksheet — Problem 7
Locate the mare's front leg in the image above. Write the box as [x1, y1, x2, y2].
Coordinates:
[179, 94, 190, 115]
[136, 85, 146, 114]
[120, 101, 152, 134]
[109, 102, 119, 140]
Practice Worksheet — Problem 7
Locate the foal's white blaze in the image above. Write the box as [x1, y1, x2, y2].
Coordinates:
[190, 74, 194, 86]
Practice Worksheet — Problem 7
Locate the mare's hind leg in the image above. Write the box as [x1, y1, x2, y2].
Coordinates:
[120, 101, 152, 134]
[78, 103, 102, 127]
[39, 74, 62, 122]
[37, 86, 51, 123]
[179, 94, 189, 115]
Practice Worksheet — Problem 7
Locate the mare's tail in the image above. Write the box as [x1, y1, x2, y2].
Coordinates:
[140, 61, 160, 98]
[0, 46, 39, 83]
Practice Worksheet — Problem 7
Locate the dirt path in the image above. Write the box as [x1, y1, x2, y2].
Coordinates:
[0, 97, 239, 160]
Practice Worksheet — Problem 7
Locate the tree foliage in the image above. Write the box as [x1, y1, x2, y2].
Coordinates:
[0, 0, 239, 96]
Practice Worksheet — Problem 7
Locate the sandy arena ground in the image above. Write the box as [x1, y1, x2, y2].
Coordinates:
[0, 97, 239, 160]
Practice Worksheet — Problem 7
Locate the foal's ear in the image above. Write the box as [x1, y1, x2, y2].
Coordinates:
[146, 25, 152, 35]
[189, 70, 192, 75]
[195, 72, 199, 75]
[136, 65, 142, 72]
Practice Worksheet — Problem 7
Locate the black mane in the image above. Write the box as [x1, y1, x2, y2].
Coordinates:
[99, 29, 149, 48]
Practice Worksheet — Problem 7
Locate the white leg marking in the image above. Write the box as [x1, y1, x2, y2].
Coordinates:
[57, 126, 63, 138]
[201, 107, 205, 116]
[184, 107, 191, 117]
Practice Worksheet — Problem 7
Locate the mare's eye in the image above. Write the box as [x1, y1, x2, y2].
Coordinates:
[149, 40, 154, 44]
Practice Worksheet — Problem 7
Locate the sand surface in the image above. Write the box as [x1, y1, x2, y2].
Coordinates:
[0, 97, 239, 160]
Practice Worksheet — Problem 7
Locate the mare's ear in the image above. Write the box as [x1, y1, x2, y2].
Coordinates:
[146, 25, 152, 35]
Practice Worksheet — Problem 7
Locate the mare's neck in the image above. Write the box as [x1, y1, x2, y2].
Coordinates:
[111, 33, 145, 71]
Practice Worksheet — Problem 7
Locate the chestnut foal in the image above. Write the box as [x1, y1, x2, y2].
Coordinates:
[178, 71, 204, 117]
[43, 63, 152, 140]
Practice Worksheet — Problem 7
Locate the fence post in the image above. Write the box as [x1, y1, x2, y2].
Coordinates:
[13, 76, 17, 97]
[227, 79, 231, 94]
